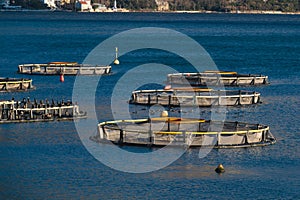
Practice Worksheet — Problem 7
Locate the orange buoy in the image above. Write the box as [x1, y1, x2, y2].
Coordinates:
[60, 74, 64, 82]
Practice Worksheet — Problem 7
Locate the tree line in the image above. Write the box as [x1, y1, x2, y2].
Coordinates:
[117, 0, 299, 12]
[10, 0, 299, 12]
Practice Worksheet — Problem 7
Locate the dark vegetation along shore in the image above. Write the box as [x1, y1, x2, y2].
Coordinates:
[8, 0, 300, 13]
[120, 0, 299, 12]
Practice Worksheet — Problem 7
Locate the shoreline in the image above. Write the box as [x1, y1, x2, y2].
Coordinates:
[1, 9, 300, 15]
[168, 10, 300, 15]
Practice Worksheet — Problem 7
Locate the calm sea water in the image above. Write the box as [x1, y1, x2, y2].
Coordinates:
[0, 12, 300, 199]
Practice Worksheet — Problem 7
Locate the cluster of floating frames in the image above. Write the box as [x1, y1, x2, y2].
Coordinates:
[167, 71, 269, 86]
[130, 88, 260, 106]
[18, 62, 111, 75]
[0, 78, 34, 92]
[97, 117, 276, 148]
[0, 99, 86, 123]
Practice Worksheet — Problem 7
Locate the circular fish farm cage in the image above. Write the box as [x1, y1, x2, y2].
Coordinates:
[0, 99, 86, 123]
[97, 117, 276, 148]
[0, 78, 34, 92]
[129, 88, 261, 106]
[167, 71, 268, 86]
[18, 62, 111, 75]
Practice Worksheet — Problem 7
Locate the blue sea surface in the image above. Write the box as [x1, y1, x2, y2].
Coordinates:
[0, 12, 299, 199]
